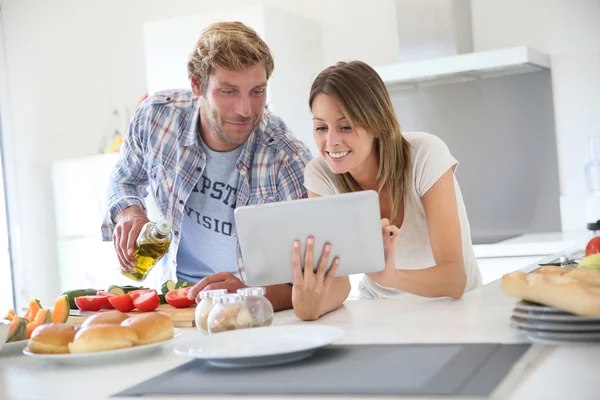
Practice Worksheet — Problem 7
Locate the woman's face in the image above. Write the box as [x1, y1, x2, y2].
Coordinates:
[311, 93, 376, 175]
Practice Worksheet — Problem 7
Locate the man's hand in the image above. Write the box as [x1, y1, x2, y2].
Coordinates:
[291, 237, 340, 321]
[367, 218, 400, 286]
[113, 206, 149, 271]
[187, 272, 246, 301]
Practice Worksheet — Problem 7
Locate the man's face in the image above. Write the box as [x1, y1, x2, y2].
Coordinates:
[193, 63, 267, 151]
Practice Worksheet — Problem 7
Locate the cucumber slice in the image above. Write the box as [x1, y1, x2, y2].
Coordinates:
[175, 281, 194, 289]
[161, 280, 176, 294]
[107, 285, 125, 295]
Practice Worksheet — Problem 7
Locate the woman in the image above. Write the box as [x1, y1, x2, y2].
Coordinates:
[291, 61, 482, 321]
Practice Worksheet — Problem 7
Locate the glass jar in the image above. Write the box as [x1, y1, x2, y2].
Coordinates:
[195, 289, 228, 334]
[237, 287, 274, 328]
[207, 294, 253, 334]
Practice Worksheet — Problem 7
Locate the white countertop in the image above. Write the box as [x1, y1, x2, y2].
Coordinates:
[472, 230, 592, 258]
[1, 244, 599, 400]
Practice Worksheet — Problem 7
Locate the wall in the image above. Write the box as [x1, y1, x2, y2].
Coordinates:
[470, 0, 600, 231]
[0, 0, 399, 306]
[389, 70, 562, 236]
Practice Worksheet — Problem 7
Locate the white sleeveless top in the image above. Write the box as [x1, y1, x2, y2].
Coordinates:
[303, 131, 482, 299]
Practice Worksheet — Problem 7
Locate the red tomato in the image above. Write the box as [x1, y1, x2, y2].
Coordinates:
[128, 289, 153, 301]
[586, 236, 600, 257]
[133, 290, 160, 312]
[95, 291, 115, 309]
[108, 294, 135, 312]
[74, 296, 104, 312]
[165, 288, 195, 308]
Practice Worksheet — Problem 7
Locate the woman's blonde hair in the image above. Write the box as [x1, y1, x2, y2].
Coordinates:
[187, 21, 274, 94]
[309, 61, 411, 222]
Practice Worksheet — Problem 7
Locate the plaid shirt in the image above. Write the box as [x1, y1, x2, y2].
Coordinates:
[101, 89, 312, 282]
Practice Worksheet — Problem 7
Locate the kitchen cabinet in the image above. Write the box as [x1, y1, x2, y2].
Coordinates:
[51, 153, 160, 293]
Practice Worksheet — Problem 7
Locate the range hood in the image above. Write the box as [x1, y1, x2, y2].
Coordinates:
[375, 46, 551, 90]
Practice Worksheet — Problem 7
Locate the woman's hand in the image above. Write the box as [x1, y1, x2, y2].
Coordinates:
[291, 237, 340, 321]
[367, 218, 401, 286]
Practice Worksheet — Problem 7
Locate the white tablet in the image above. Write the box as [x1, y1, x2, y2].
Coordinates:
[234, 190, 386, 287]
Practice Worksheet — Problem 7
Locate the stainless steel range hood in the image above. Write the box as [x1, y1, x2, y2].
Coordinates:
[376, 46, 551, 90]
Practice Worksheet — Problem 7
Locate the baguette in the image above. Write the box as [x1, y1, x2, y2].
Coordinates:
[501, 270, 600, 316]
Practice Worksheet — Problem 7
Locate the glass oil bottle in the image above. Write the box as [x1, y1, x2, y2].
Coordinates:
[121, 220, 172, 282]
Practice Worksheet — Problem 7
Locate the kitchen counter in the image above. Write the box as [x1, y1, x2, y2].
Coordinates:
[1, 250, 599, 400]
[472, 230, 592, 258]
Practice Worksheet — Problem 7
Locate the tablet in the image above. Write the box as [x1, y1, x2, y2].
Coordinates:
[234, 190, 386, 287]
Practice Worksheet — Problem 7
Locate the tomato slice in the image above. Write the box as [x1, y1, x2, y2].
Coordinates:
[133, 290, 160, 312]
[165, 288, 195, 308]
[74, 296, 104, 312]
[108, 294, 135, 312]
[128, 289, 153, 301]
[95, 291, 115, 309]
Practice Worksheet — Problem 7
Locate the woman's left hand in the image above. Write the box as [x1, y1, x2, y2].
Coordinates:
[291, 237, 340, 320]
[367, 218, 401, 286]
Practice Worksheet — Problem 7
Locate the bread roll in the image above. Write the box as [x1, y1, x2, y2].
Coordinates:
[564, 268, 600, 287]
[68, 324, 138, 354]
[534, 265, 568, 276]
[27, 323, 80, 354]
[502, 270, 600, 316]
[121, 312, 173, 346]
[81, 310, 129, 329]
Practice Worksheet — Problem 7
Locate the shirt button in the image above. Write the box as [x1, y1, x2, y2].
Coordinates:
[178, 199, 184, 205]
[174, 231, 179, 236]
[196, 167, 202, 172]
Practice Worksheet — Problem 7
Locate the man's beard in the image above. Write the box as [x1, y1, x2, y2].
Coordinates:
[206, 106, 258, 146]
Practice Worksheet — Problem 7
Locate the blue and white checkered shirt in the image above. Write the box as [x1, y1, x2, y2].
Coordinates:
[101, 89, 312, 282]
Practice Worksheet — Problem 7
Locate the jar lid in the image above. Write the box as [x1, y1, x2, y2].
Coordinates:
[198, 289, 228, 299]
[237, 287, 266, 297]
[213, 293, 244, 305]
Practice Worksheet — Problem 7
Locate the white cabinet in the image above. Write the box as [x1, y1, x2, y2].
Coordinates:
[143, 4, 324, 156]
[52, 154, 160, 292]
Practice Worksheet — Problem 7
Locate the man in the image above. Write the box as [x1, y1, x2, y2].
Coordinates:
[101, 21, 312, 311]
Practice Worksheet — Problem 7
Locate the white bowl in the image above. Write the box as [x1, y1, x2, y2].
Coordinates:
[0, 319, 10, 352]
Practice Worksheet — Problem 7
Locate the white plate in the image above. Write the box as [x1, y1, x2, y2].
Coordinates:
[0, 340, 28, 356]
[22, 328, 182, 364]
[512, 324, 600, 342]
[510, 316, 600, 332]
[173, 324, 344, 368]
[513, 301, 569, 314]
[512, 310, 600, 322]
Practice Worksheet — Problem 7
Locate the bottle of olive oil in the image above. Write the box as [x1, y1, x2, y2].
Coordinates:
[121, 220, 172, 282]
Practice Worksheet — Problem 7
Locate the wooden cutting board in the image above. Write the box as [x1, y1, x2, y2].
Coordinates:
[66, 304, 197, 328]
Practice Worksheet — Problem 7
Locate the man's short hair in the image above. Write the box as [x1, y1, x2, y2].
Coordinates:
[187, 21, 275, 94]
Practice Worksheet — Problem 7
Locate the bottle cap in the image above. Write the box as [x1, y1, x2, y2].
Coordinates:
[237, 287, 266, 297]
[156, 220, 171, 236]
[213, 293, 244, 305]
[198, 289, 228, 300]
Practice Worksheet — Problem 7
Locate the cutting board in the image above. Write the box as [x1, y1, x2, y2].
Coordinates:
[66, 304, 197, 328]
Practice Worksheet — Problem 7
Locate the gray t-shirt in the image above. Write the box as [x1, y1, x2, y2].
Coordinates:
[176, 140, 243, 282]
[303, 131, 482, 299]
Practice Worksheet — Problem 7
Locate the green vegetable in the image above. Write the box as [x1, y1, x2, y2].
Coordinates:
[60, 289, 97, 309]
[175, 281, 194, 289]
[158, 293, 167, 305]
[161, 280, 176, 294]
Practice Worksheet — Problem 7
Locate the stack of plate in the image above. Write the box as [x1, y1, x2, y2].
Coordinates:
[511, 300, 600, 344]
